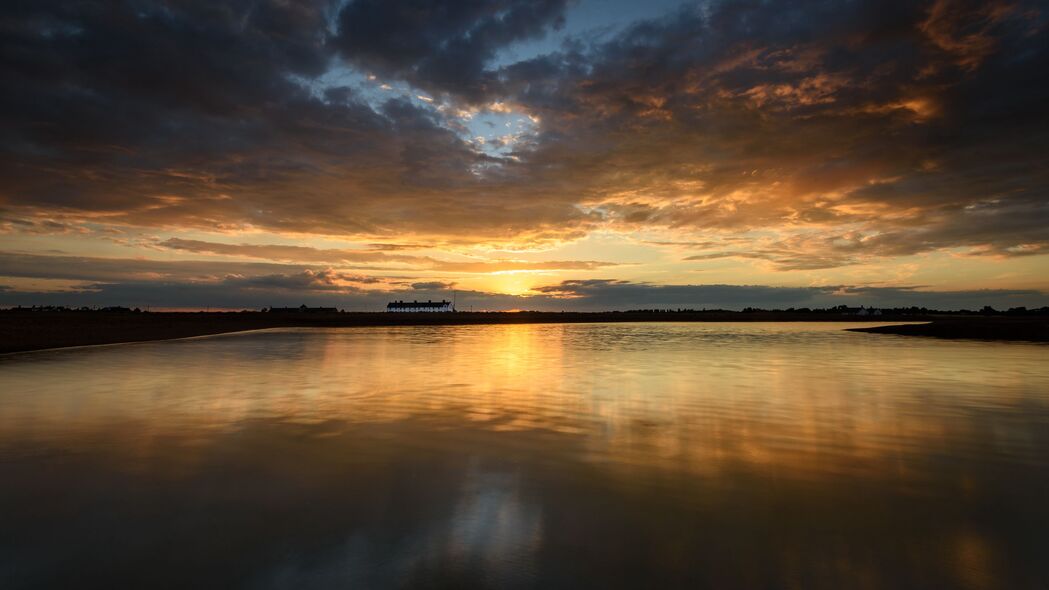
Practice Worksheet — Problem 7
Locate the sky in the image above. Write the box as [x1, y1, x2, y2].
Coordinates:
[1, 0, 1048, 311]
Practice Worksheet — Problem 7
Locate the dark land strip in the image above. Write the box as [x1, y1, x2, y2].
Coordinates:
[1, 311, 1045, 354]
[846, 318, 1048, 343]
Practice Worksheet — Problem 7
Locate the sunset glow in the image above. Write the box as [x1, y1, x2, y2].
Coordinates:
[1, 0, 1047, 310]
[3, 4, 1049, 586]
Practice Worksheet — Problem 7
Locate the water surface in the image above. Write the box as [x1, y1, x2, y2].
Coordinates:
[1, 323, 1048, 588]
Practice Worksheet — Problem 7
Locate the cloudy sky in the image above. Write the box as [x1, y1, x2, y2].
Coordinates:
[1, 0, 1047, 310]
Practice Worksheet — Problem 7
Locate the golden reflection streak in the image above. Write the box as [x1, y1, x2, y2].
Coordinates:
[1, 323, 1044, 490]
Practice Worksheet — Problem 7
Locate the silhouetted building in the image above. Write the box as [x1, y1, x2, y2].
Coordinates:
[268, 304, 338, 313]
[839, 306, 881, 316]
[386, 300, 454, 312]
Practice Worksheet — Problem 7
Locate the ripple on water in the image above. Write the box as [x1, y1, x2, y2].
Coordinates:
[1, 323, 1048, 588]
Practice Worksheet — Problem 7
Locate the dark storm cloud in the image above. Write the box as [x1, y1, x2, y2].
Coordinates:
[496, 0, 1049, 258]
[333, 0, 570, 101]
[1, 0, 1048, 267]
[0, 0, 587, 242]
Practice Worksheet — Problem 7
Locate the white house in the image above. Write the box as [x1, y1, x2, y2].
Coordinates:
[386, 300, 455, 312]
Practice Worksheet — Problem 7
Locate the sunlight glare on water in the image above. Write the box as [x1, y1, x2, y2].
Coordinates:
[1, 323, 1048, 589]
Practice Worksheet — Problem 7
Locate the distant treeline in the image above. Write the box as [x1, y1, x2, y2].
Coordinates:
[612, 305, 1049, 316]
[3, 305, 147, 313]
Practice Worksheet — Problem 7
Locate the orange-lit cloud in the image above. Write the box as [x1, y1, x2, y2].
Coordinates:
[155, 238, 621, 273]
[0, 0, 1047, 308]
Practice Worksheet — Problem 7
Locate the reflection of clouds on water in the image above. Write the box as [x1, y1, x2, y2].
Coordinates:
[445, 465, 542, 573]
[1, 324, 1049, 588]
[248, 461, 542, 589]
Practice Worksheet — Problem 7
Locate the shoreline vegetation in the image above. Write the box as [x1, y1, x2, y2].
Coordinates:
[1, 309, 1045, 354]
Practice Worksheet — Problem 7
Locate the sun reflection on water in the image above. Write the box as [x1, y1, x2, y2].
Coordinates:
[1, 323, 1048, 588]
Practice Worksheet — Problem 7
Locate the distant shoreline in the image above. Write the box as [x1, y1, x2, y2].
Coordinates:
[846, 319, 1048, 343]
[1, 310, 1045, 354]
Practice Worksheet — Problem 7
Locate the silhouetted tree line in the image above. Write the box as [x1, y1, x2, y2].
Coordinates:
[621, 305, 1049, 315]
[2, 305, 142, 313]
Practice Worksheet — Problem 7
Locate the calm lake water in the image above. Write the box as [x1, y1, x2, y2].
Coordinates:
[1, 323, 1048, 589]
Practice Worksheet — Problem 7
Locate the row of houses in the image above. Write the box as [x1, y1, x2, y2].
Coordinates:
[386, 300, 454, 312]
[267, 305, 338, 313]
[843, 306, 883, 316]
[260, 298, 453, 312]
[263, 301, 456, 313]
[270, 302, 883, 314]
